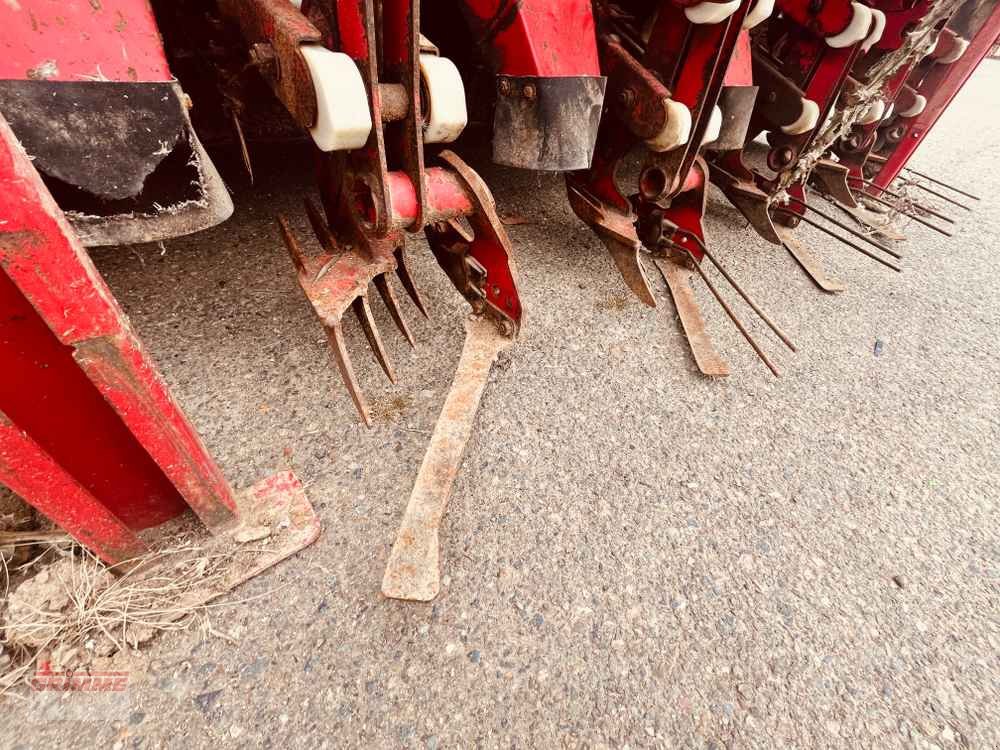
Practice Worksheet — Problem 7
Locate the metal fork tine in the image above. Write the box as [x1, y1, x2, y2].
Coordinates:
[304, 197, 338, 253]
[374, 274, 416, 348]
[325, 323, 372, 427]
[352, 294, 397, 383]
[277, 215, 306, 274]
[394, 248, 429, 318]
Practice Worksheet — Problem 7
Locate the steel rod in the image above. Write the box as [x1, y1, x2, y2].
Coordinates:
[697, 244, 797, 352]
[851, 179, 957, 223]
[683, 250, 781, 377]
[854, 189, 955, 235]
[780, 210, 902, 272]
[902, 167, 981, 201]
[897, 179, 973, 211]
[784, 196, 904, 258]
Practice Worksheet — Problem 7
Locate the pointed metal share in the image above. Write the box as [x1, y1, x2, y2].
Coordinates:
[374, 273, 416, 348]
[600, 234, 657, 307]
[303, 197, 339, 253]
[902, 167, 980, 201]
[277, 215, 307, 274]
[654, 257, 730, 377]
[774, 226, 845, 293]
[326, 324, 372, 427]
[352, 294, 396, 383]
[394, 248, 430, 319]
[682, 250, 781, 378]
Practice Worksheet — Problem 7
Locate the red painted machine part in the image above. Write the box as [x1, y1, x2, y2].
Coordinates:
[459, 0, 600, 76]
[872, 4, 1000, 189]
[0, 0, 172, 82]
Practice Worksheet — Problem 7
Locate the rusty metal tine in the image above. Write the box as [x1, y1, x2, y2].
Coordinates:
[352, 294, 397, 383]
[303, 197, 338, 253]
[683, 250, 782, 377]
[899, 179, 973, 211]
[854, 180, 957, 223]
[231, 110, 254, 184]
[902, 167, 981, 200]
[784, 210, 902, 272]
[697, 245, 797, 353]
[859, 188, 956, 226]
[785, 196, 904, 258]
[374, 274, 416, 348]
[276, 215, 306, 275]
[395, 249, 430, 318]
[326, 324, 372, 427]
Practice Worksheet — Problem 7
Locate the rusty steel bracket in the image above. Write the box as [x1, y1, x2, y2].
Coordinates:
[653, 258, 730, 377]
[217, 0, 322, 128]
[382, 315, 513, 602]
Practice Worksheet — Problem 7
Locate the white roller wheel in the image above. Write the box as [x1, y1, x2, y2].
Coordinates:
[700, 105, 723, 145]
[858, 98, 885, 125]
[685, 0, 741, 25]
[826, 2, 872, 49]
[938, 37, 969, 64]
[860, 9, 886, 53]
[883, 102, 894, 120]
[897, 93, 927, 118]
[780, 98, 820, 135]
[420, 54, 468, 144]
[743, 0, 775, 29]
[300, 45, 372, 152]
[645, 99, 692, 152]
[288, 0, 303, 8]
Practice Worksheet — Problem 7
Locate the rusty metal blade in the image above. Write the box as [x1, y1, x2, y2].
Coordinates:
[374, 273, 416, 348]
[352, 294, 396, 383]
[325, 324, 372, 427]
[395, 248, 429, 319]
[774, 226, 846, 293]
[304, 197, 338, 253]
[599, 234, 657, 308]
[654, 258, 730, 377]
[382, 316, 514, 601]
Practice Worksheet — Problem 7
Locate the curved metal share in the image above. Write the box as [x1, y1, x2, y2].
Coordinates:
[654, 257, 730, 377]
[774, 224, 845, 293]
[382, 316, 514, 602]
[810, 160, 860, 209]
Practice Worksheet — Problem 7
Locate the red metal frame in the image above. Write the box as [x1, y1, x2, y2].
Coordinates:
[0, 115, 240, 564]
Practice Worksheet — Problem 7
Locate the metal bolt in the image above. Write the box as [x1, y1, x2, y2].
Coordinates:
[618, 88, 635, 108]
[498, 78, 511, 95]
[522, 83, 537, 101]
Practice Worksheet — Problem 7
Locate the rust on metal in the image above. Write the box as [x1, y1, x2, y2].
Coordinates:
[382, 315, 514, 602]
[654, 258, 729, 377]
[774, 225, 846, 294]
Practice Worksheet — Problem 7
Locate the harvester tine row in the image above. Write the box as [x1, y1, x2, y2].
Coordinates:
[854, 179, 959, 223]
[654, 257, 730, 377]
[374, 273, 416, 348]
[858, 189, 955, 234]
[902, 167, 981, 201]
[774, 227, 845, 293]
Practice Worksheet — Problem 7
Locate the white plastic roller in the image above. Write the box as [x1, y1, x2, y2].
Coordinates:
[780, 98, 820, 135]
[299, 45, 373, 152]
[684, 0, 741, 25]
[896, 93, 927, 118]
[419, 54, 469, 144]
[858, 98, 885, 125]
[700, 105, 723, 145]
[743, 0, 775, 30]
[860, 9, 886, 53]
[645, 99, 693, 152]
[938, 37, 969, 64]
[826, 2, 873, 49]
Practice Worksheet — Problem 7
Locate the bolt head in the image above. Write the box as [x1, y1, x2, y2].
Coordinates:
[498, 78, 511, 95]
[522, 84, 537, 101]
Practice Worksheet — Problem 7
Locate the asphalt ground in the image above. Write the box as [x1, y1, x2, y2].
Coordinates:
[4, 62, 999, 750]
